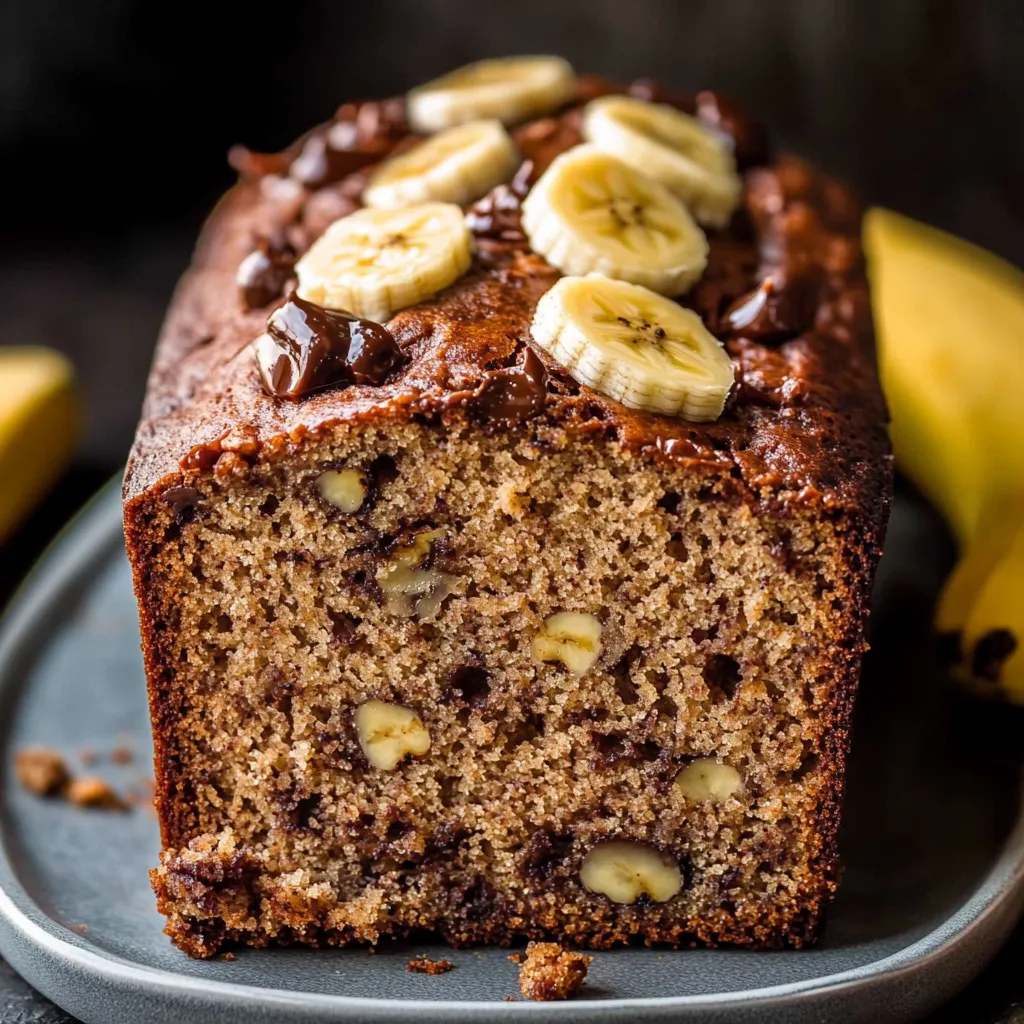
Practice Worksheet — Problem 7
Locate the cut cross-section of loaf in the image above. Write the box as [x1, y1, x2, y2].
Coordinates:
[124, 60, 891, 959]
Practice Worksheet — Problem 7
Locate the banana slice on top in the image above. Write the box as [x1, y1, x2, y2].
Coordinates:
[295, 202, 470, 322]
[521, 145, 709, 296]
[363, 120, 519, 210]
[583, 96, 742, 228]
[407, 56, 577, 133]
[530, 275, 734, 421]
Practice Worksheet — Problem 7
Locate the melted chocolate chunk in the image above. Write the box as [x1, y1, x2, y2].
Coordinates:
[290, 99, 408, 188]
[466, 161, 533, 246]
[695, 91, 771, 170]
[162, 486, 202, 524]
[228, 98, 407, 190]
[473, 347, 548, 425]
[724, 268, 823, 343]
[254, 293, 405, 400]
[237, 235, 296, 310]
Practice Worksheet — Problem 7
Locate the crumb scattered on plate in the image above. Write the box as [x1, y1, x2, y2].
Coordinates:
[66, 776, 126, 810]
[110, 746, 134, 765]
[15, 748, 69, 796]
[406, 954, 455, 975]
[512, 942, 592, 1001]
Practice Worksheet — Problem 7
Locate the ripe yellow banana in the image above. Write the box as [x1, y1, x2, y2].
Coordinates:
[0, 347, 78, 543]
[864, 208, 1024, 701]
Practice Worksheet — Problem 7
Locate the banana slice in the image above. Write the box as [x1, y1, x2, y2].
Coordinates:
[583, 96, 742, 228]
[521, 145, 708, 296]
[295, 202, 471, 322]
[407, 56, 577, 133]
[530, 275, 734, 420]
[363, 120, 519, 210]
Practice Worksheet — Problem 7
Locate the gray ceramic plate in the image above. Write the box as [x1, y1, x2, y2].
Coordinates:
[1, 481, 1023, 1024]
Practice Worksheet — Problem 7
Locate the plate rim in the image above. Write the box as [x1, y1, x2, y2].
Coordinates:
[1, 480, 1023, 1023]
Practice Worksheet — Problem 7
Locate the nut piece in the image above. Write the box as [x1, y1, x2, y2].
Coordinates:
[15, 748, 69, 796]
[496, 480, 530, 517]
[378, 529, 457, 620]
[580, 840, 682, 904]
[532, 612, 602, 675]
[675, 758, 742, 802]
[317, 468, 368, 513]
[355, 700, 431, 770]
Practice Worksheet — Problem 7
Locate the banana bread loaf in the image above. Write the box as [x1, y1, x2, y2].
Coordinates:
[124, 57, 892, 959]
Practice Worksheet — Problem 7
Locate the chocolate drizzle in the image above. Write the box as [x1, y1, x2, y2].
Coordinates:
[237, 235, 297, 310]
[253, 293, 405, 400]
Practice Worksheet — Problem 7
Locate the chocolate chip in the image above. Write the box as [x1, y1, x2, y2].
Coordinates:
[521, 830, 574, 881]
[163, 486, 202, 523]
[254, 292, 405, 399]
[238, 235, 296, 310]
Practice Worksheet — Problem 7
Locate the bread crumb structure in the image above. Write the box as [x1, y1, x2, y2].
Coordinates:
[126, 66, 891, 959]
[514, 942, 593, 1001]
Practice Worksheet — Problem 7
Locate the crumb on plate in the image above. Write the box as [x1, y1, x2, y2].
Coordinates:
[513, 942, 593, 1001]
[15, 748, 70, 796]
[407, 954, 455, 975]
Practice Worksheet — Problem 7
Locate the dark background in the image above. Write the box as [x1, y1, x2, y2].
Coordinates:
[1, 0, 1023, 473]
[1, 2, 1023, 1020]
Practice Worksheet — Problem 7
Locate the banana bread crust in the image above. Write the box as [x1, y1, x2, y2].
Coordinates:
[125, 74, 891, 959]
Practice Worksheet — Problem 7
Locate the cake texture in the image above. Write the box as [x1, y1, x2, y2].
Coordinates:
[124, 64, 892, 959]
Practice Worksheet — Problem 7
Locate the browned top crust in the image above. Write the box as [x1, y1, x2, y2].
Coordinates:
[123, 75, 890, 528]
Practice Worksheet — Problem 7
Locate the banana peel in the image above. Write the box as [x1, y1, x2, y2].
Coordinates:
[0, 347, 78, 545]
[864, 209, 1024, 701]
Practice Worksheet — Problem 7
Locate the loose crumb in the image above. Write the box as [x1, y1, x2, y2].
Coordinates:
[503, 995, 517, 1001]
[15, 748, 69, 796]
[110, 746, 134, 765]
[72, 923, 88, 934]
[66, 777, 126, 810]
[406, 955, 455, 975]
[221, 952, 236, 962]
[79, 749, 97, 765]
[514, 942, 592, 1002]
